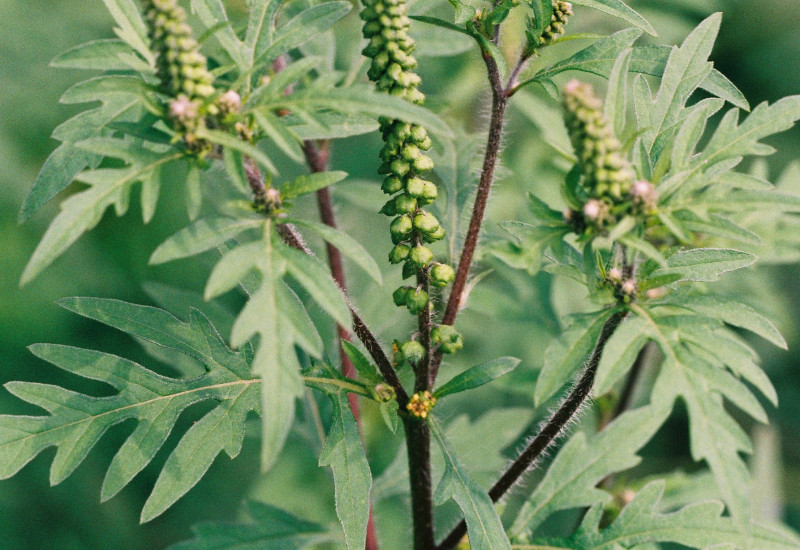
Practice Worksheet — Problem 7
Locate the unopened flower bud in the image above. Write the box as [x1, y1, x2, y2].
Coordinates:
[431, 325, 463, 354]
[390, 215, 413, 244]
[409, 245, 434, 267]
[406, 288, 429, 313]
[621, 279, 637, 295]
[430, 263, 455, 287]
[389, 244, 412, 264]
[413, 211, 440, 234]
[217, 89, 241, 115]
[400, 340, 425, 364]
[393, 286, 412, 306]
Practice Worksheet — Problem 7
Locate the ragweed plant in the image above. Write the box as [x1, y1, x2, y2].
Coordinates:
[5, 1, 800, 550]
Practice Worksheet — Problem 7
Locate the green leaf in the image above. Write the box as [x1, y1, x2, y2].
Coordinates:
[409, 15, 472, 37]
[283, 111, 378, 140]
[694, 96, 800, 172]
[101, 0, 154, 65]
[195, 128, 278, 175]
[205, 241, 264, 301]
[571, 0, 657, 37]
[631, 304, 758, 527]
[434, 357, 521, 398]
[680, 295, 787, 349]
[221, 230, 304, 471]
[252, 110, 305, 162]
[594, 316, 648, 395]
[244, 0, 282, 63]
[169, 501, 334, 549]
[446, 0, 477, 24]
[0, 298, 259, 522]
[547, 480, 800, 549]
[519, 28, 643, 91]
[19, 92, 142, 222]
[283, 218, 382, 284]
[319, 392, 372, 550]
[535, 308, 619, 406]
[604, 47, 633, 136]
[509, 406, 667, 538]
[430, 418, 511, 550]
[637, 14, 720, 164]
[251, 85, 453, 138]
[51, 39, 135, 71]
[630, 45, 749, 110]
[21, 145, 184, 286]
[341, 341, 381, 384]
[651, 248, 756, 283]
[150, 217, 263, 265]
[60, 75, 152, 104]
[282, 245, 352, 328]
[253, 2, 352, 68]
[280, 171, 348, 200]
[190, 0, 247, 69]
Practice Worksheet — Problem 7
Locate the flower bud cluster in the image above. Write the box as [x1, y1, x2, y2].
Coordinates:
[406, 391, 437, 419]
[540, 1, 573, 45]
[361, 0, 454, 316]
[605, 266, 637, 303]
[562, 80, 641, 230]
[144, 0, 215, 100]
[143, 0, 219, 152]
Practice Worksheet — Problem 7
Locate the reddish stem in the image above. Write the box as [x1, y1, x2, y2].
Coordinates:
[304, 139, 380, 550]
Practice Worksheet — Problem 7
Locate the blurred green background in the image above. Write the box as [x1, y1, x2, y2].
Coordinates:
[2, 1, 800, 548]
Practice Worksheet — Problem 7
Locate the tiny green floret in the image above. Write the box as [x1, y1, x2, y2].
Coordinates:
[361, 0, 452, 318]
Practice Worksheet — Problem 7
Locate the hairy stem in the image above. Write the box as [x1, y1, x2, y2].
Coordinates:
[416, 268, 433, 392]
[404, 415, 436, 550]
[432, 48, 508, 383]
[303, 139, 379, 550]
[436, 312, 625, 550]
[278, 222, 409, 407]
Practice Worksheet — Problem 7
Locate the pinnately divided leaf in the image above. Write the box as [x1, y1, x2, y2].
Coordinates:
[630, 303, 762, 527]
[542, 480, 800, 549]
[510, 406, 667, 538]
[0, 298, 260, 523]
[21, 139, 184, 286]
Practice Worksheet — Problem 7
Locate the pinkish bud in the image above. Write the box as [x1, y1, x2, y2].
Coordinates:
[608, 267, 622, 282]
[583, 199, 604, 221]
[621, 279, 637, 295]
[218, 89, 241, 114]
[169, 95, 197, 121]
[646, 287, 667, 300]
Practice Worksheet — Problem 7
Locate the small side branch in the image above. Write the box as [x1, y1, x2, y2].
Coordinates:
[432, 50, 509, 383]
[436, 312, 625, 550]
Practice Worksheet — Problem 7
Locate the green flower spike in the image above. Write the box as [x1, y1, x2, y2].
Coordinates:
[541, 1, 573, 45]
[563, 79, 636, 229]
[143, 0, 217, 151]
[361, 0, 452, 316]
[143, 0, 215, 100]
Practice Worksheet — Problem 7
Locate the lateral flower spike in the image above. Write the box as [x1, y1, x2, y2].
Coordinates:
[541, 1, 573, 45]
[143, 0, 217, 152]
[563, 79, 635, 229]
[361, 0, 451, 314]
[143, 0, 215, 100]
